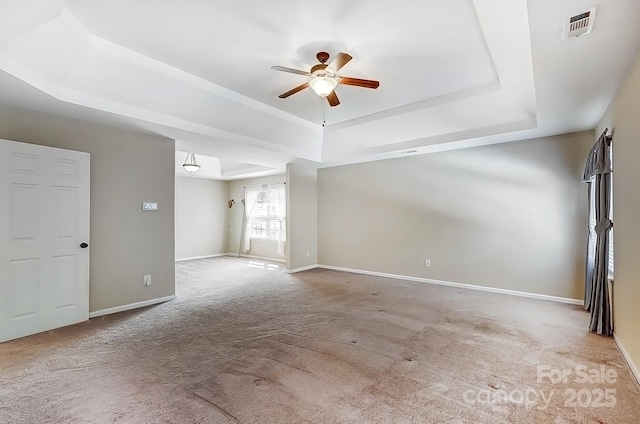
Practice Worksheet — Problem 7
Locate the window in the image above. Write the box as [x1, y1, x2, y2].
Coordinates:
[249, 191, 281, 241]
[243, 183, 286, 256]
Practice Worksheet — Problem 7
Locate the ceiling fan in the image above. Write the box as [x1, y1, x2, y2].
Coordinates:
[271, 51, 380, 107]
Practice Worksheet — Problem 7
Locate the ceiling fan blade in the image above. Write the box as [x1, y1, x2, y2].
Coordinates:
[326, 91, 340, 107]
[271, 66, 311, 76]
[326, 52, 353, 74]
[278, 82, 309, 98]
[338, 76, 380, 89]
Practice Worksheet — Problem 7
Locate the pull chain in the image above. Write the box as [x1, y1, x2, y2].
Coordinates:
[322, 100, 326, 128]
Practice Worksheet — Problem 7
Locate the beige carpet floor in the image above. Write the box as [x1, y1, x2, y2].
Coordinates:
[1, 256, 639, 423]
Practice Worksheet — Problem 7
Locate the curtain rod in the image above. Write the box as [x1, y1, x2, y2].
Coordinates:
[243, 182, 285, 189]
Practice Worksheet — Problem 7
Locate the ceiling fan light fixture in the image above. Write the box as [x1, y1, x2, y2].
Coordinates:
[309, 75, 338, 97]
[182, 152, 201, 173]
[272, 52, 378, 106]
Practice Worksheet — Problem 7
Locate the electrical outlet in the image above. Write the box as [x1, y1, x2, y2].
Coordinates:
[306, 251, 310, 257]
[425, 259, 431, 267]
[144, 274, 151, 286]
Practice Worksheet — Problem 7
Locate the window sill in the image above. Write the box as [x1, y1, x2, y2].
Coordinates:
[249, 238, 278, 243]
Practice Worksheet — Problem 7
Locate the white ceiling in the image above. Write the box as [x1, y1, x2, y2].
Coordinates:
[0, 0, 638, 179]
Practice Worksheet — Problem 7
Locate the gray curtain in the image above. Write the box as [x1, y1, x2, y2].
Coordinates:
[583, 129, 613, 336]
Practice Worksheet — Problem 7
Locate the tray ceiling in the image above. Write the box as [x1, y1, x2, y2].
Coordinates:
[0, 0, 638, 179]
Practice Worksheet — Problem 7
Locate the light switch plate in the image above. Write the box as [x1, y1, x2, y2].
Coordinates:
[142, 201, 158, 211]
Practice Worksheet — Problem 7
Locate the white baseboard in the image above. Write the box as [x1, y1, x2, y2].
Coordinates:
[614, 332, 640, 386]
[287, 264, 319, 274]
[317, 264, 583, 305]
[89, 295, 177, 318]
[175, 253, 226, 262]
[239, 254, 286, 264]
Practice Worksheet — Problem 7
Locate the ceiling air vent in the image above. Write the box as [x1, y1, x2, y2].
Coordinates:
[565, 6, 597, 38]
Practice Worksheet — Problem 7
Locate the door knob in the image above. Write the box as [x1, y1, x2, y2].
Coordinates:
[80, 242, 89, 248]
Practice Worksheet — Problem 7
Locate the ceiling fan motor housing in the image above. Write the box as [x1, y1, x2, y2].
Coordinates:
[311, 52, 333, 76]
[311, 63, 330, 75]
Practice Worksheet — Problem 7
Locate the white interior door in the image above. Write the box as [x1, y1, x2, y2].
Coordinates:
[0, 139, 90, 343]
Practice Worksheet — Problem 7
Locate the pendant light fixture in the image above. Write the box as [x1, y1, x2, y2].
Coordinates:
[182, 152, 201, 173]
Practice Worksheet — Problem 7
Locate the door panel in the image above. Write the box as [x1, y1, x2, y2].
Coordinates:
[8, 259, 39, 319]
[53, 186, 78, 237]
[54, 254, 78, 308]
[11, 152, 39, 174]
[10, 184, 40, 241]
[1, 139, 90, 343]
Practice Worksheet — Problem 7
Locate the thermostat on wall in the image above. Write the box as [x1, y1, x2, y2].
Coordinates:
[142, 201, 158, 211]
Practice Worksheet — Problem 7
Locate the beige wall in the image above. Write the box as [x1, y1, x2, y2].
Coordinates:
[226, 174, 286, 261]
[318, 132, 593, 299]
[175, 176, 229, 260]
[287, 160, 318, 271]
[0, 104, 175, 312]
[596, 50, 640, 377]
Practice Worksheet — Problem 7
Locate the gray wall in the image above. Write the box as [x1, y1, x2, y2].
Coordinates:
[318, 132, 593, 300]
[0, 104, 175, 312]
[175, 176, 229, 260]
[287, 160, 318, 271]
[596, 50, 640, 377]
[226, 174, 286, 261]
